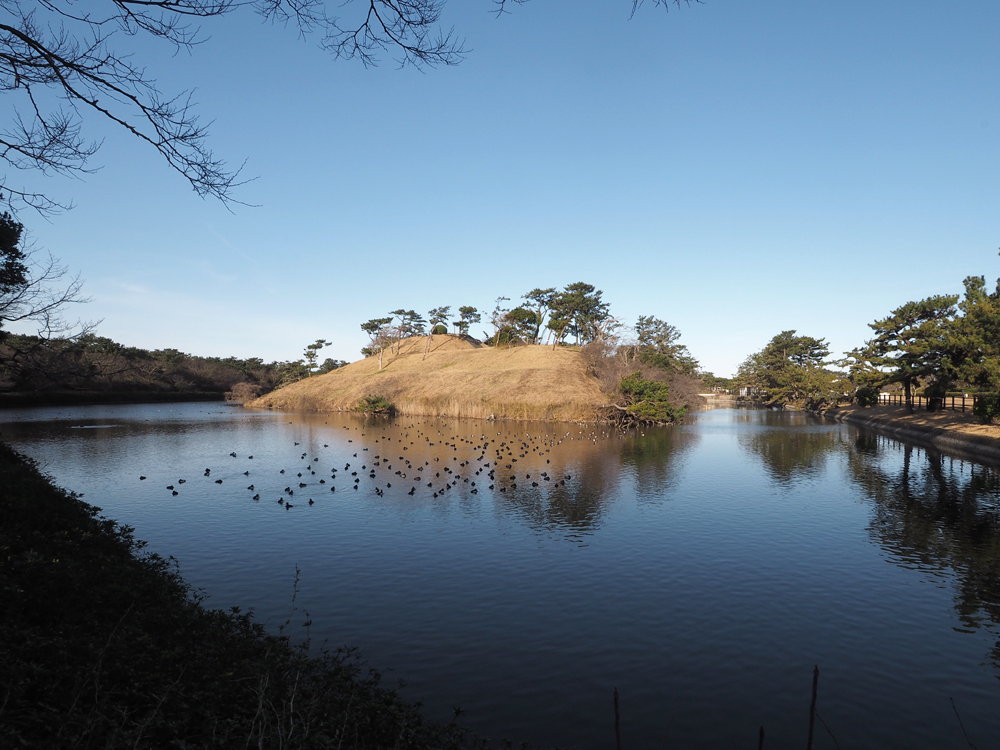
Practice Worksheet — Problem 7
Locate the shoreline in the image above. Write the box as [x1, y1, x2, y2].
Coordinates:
[0, 391, 226, 408]
[822, 404, 1000, 464]
[0, 441, 482, 748]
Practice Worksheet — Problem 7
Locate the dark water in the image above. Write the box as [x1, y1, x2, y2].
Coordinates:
[2, 404, 999, 749]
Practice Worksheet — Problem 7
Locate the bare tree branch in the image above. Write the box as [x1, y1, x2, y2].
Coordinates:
[630, 0, 701, 19]
[0, 212, 93, 339]
[0, 0, 698, 214]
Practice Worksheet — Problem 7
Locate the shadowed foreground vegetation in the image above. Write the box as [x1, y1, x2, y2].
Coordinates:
[0, 442, 491, 749]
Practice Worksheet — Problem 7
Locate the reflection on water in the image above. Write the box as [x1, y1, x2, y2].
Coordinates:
[736, 410, 846, 485]
[738, 414, 1000, 671]
[2, 404, 1000, 749]
[845, 433, 1000, 667]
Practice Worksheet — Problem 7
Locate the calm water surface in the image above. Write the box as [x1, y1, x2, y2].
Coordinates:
[2, 404, 999, 749]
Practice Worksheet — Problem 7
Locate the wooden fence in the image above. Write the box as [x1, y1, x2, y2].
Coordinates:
[877, 392, 979, 412]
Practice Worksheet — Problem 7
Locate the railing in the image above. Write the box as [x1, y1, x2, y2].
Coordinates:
[877, 392, 979, 412]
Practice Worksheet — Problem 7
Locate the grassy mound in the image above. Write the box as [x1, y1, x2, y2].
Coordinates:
[250, 336, 607, 421]
[0, 442, 486, 749]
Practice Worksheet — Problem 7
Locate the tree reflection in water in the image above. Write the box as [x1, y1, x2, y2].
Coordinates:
[846, 430, 1000, 670]
[493, 423, 698, 538]
[737, 411, 847, 485]
[619, 423, 700, 502]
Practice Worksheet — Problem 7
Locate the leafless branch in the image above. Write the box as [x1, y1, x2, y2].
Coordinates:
[630, 0, 701, 19]
[0, 238, 92, 338]
[0, 0, 695, 214]
[321, 0, 465, 68]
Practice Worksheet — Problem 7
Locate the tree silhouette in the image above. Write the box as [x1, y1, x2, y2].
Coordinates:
[0, 212, 88, 341]
[456, 306, 480, 336]
[303, 339, 330, 374]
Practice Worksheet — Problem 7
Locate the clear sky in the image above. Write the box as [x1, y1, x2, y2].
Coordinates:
[11, 0, 1000, 377]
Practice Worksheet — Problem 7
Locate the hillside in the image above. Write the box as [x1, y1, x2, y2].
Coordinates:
[249, 335, 608, 421]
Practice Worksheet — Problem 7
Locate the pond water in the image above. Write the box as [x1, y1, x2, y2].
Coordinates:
[2, 404, 999, 749]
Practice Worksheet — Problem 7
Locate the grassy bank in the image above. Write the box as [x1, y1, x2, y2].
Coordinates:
[0, 442, 487, 749]
[250, 336, 607, 422]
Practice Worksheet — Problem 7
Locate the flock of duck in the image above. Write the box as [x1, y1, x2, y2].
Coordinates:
[137, 419, 626, 510]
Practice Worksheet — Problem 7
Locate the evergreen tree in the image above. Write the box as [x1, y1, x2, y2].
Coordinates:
[943, 276, 1000, 391]
[303, 339, 330, 374]
[546, 282, 609, 347]
[426, 306, 451, 335]
[634, 315, 699, 374]
[521, 288, 556, 343]
[855, 295, 958, 408]
[456, 306, 480, 336]
[737, 330, 838, 407]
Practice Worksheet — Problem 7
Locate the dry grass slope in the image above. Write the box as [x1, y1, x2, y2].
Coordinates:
[249, 335, 609, 421]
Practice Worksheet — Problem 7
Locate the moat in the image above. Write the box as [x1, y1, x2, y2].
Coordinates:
[2, 403, 998, 749]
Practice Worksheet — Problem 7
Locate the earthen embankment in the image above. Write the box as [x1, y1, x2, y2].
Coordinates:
[823, 404, 1000, 463]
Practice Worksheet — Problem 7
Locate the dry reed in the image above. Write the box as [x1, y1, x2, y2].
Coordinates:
[249, 336, 609, 422]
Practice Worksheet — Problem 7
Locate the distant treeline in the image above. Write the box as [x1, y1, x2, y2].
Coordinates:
[0, 333, 315, 399]
[736, 270, 1000, 417]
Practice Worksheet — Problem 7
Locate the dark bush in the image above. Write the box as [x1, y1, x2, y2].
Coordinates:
[355, 394, 395, 416]
[855, 386, 880, 407]
[610, 371, 683, 425]
[973, 393, 1000, 424]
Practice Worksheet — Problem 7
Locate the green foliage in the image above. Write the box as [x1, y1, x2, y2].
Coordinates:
[456, 306, 480, 336]
[355, 394, 395, 416]
[485, 304, 539, 347]
[0, 213, 87, 347]
[491, 325, 519, 346]
[0, 212, 27, 302]
[851, 294, 958, 404]
[699, 372, 733, 391]
[973, 393, 1000, 424]
[635, 315, 681, 352]
[360, 317, 393, 366]
[617, 371, 683, 424]
[944, 276, 1000, 390]
[303, 339, 330, 374]
[371, 283, 612, 347]
[487, 296, 511, 345]
[361, 317, 393, 338]
[854, 385, 881, 407]
[427, 306, 450, 333]
[278, 360, 309, 386]
[547, 282, 610, 346]
[737, 330, 840, 408]
[507, 307, 539, 341]
[634, 315, 699, 375]
[839, 346, 883, 390]
[521, 288, 556, 343]
[317, 358, 347, 374]
[390, 309, 426, 338]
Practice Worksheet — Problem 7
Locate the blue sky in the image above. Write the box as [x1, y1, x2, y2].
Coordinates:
[12, 0, 1000, 376]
